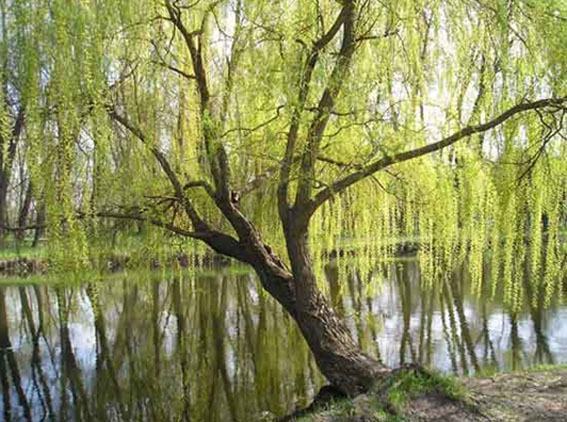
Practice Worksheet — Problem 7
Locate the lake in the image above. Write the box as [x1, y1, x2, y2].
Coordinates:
[1, 259, 566, 421]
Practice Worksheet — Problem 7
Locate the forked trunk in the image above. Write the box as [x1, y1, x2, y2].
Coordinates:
[195, 198, 386, 395]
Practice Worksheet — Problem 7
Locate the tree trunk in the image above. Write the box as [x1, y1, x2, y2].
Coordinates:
[15, 181, 33, 242]
[0, 175, 8, 247]
[246, 216, 387, 396]
[32, 202, 46, 247]
[293, 288, 386, 395]
[254, 265, 385, 396]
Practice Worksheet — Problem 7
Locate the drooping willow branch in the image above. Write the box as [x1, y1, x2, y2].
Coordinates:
[307, 97, 567, 216]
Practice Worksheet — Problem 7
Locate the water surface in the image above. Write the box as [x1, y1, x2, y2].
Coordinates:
[1, 260, 566, 421]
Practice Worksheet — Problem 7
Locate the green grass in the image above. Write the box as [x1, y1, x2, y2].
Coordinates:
[379, 368, 467, 414]
[472, 363, 567, 379]
[294, 396, 398, 421]
[0, 243, 46, 259]
[526, 363, 567, 372]
[0, 259, 253, 286]
[295, 398, 354, 421]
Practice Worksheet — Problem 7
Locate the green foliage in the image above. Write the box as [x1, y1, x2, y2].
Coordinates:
[0, 0, 563, 311]
[0, 244, 45, 260]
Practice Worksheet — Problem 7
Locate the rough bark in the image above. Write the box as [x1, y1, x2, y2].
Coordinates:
[253, 262, 386, 396]
[292, 288, 387, 395]
[237, 213, 387, 396]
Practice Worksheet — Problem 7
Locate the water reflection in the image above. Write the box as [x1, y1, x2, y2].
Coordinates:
[0, 260, 566, 421]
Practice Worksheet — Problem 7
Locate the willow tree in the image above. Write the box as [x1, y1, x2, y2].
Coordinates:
[14, 0, 566, 395]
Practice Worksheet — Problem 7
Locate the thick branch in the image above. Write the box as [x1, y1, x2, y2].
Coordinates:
[183, 180, 215, 197]
[277, 4, 351, 218]
[2, 210, 253, 264]
[309, 97, 566, 214]
[99, 212, 252, 263]
[295, 1, 356, 209]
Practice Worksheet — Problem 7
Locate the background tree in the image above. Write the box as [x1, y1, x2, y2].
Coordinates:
[0, 0, 25, 246]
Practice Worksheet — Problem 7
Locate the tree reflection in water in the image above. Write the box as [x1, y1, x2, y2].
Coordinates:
[0, 260, 565, 421]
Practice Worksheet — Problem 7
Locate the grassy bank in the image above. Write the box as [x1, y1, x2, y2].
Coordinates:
[289, 365, 567, 421]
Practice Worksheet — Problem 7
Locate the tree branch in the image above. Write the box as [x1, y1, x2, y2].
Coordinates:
[108, 108, 209, 230]
[295, 1, 357, 209]
[183, 180, 215, 197]
[3, 210, 253, 264]
[277, 4, 352, 218]
[97, 212, 252, 263]
[165, 0, 233, 203]
[151, 60, 196, 81]
[308, 97, 566, 215]
[165, 0, 210, 111]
